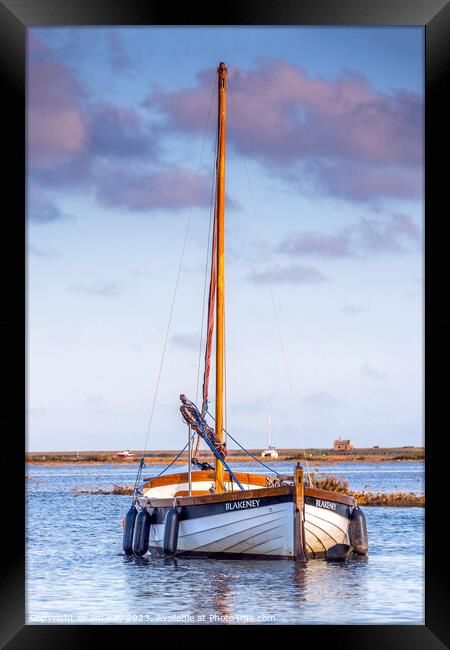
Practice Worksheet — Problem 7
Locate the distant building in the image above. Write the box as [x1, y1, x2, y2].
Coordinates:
[333, 437, 353, 451]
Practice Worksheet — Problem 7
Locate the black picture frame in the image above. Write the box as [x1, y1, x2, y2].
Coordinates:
[2, 0, 448, 647]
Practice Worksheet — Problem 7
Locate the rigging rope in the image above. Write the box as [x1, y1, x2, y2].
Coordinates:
[195, 130, 217, 407]
[206, 412, 281, 477]
[179, 394, 244, 490]
[142, 71, 217, 453]
[192, 104, 219, 461]
[131, 457, 146, 503]
[228, 70, 312, 486]
[151, 437, 192, 480]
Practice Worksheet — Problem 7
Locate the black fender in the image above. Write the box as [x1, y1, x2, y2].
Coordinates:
[132, 508, 152, 556]
[349, 506, 368, 555]
[122, 504, 138, 555]
[163, 508, 180, 555]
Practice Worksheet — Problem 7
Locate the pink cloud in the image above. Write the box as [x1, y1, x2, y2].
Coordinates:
[143, 67, 214, 132]
[357, 214, 421, 252]
[95, 165, 212, 210]
[27, 38, 212, 215]
[146, 59, 423, 201]
[278, 213, 421, 259]
[87, 103, 158, 158]
[249, 263, 327, 285]
[28, 41, 156, 170]
[279, 231, 352, 258]
[27, 50, 87, 168]
[28, 108, 86, 167]
[311, 159, 423, 201]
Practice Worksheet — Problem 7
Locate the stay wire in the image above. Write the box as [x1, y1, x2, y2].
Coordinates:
[142, 71, 217, 452]
[206, 412, 281, 478]
[195, 106, 219, 406]
[152, 432, 196, 480]
[227, 70, 312, 485]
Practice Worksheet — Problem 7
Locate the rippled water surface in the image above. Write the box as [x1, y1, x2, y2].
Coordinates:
[26, 461, 424, 624]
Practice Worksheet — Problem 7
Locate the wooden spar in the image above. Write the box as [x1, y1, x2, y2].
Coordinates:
[188, 424, 192, 496]
[293, 463, 308, 562]
[215, 62, 227, 493]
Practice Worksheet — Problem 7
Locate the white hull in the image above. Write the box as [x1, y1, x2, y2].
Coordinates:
[149, 500, 294, 558]
[141, 499, 351, 559]
[304, 503, 350, 556]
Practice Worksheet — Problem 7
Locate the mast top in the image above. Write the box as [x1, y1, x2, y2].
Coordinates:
[218, 62, 227, 74]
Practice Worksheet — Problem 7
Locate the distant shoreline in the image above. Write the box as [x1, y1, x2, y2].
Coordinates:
[26, 447, 424, 466]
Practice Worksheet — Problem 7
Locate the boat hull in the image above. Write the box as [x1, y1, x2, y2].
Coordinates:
[149, 492, 293, 558]
[304, 496, 352, 557]
[137, 480, 355, 560]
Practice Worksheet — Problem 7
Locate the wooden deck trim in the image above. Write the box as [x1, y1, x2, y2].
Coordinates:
[174, 490, 210, 497]
[141, 470, 355, 506]
[144, 485, 293, 508]
[142, 470, 270, 489]
[305, 486, 355, 506]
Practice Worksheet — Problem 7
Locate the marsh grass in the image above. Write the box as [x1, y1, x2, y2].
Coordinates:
[312, 472, 423, 506]
[73, 484, 134, 495]
[313, 474, 349, 493]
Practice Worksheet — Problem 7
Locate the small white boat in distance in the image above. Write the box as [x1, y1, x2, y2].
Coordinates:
[261, 416, 279, 458]
[116, 450, 134, 459]
[261, 447, 279, 459]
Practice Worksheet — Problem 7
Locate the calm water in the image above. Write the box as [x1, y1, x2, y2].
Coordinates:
[26, 461, 424, 625]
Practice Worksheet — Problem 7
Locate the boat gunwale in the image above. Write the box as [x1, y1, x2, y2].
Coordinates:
[139, 482, 356, 508]
[140, 485, 292, 508]
[306, 486, 355, 507]
[141, 470, 356, 506]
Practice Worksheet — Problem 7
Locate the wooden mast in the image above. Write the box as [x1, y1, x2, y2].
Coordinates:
[215, 62, 227, 493]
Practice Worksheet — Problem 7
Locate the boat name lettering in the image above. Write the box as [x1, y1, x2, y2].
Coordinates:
[315, 499, 336, 511]
[225, 499, 260, 511]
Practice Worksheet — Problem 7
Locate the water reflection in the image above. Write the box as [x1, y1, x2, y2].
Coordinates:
[194, 567, 233, 620]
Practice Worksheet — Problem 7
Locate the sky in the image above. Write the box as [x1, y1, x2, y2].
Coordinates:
[27, 27, 424, 452]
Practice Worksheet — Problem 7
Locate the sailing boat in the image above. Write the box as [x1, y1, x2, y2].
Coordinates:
[122, 63, 368, 561]
[261, 416, 279, 459]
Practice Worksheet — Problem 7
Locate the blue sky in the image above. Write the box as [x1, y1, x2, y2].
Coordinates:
[27, 27, 424, 451]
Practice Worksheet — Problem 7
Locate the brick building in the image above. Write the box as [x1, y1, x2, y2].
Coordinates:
[333, 437, 353, 451]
